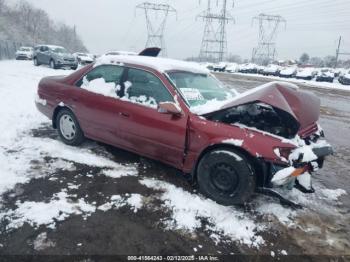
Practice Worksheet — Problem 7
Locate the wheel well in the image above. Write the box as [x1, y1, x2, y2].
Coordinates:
[52, 106, 71, 129]
[191, 144, 261, 184]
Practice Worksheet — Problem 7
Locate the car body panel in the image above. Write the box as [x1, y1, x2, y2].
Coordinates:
[206, 82, 320, 130]
[35, 56, 331, 191]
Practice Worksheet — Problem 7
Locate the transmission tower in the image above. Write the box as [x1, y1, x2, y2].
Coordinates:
[252, 13, 286, 65]
[136, 2, 176, 57]
[198, 0, 235, 63]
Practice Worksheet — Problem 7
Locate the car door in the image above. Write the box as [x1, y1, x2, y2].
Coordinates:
[69, 64, 126, 146]
[116, 67, 187, 168]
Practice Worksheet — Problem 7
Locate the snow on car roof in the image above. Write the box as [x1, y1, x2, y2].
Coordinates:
[95, 55, 210, 74]
[106, 50, 138, 56]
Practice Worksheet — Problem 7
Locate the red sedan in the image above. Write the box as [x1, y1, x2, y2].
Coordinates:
[35, 54, 333, 205]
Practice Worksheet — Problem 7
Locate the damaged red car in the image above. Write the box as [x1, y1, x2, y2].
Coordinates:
[35, 53, 333, 206]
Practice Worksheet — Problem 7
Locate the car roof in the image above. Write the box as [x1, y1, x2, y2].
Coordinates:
[35, 44, 65, 49]
[94, 55, 209, 74]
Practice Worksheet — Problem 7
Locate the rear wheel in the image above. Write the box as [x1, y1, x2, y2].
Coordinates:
[56, 109, 85, 146]
[197, 149, 255, 206]
[50, 59, 57, 69]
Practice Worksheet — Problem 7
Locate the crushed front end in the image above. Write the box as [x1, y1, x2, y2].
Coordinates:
[270, 124, 333, 193]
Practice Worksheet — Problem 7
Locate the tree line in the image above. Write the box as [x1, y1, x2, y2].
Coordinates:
[0, 0, 87, 52]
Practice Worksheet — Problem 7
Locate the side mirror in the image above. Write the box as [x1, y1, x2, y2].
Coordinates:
[158, 102, 182, 116]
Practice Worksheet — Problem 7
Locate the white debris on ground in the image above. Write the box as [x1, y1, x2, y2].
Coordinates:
[140, 178, 265, 247]
[102, 168, 138, 179]
[33, 232, 55, 251]
[97, 194, 143, 213]
[5, 190, 96, 229]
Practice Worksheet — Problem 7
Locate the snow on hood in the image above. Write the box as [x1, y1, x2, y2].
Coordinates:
[204, 81, 320, 129]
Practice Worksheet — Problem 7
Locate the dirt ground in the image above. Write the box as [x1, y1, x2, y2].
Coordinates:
[0, 72, 349, 261]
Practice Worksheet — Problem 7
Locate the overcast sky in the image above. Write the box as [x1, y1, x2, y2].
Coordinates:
[8, 0, 350, 60]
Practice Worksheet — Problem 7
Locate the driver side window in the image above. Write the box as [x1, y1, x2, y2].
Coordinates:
[124, 68, 174, 109]
[77, 65, 124, 99]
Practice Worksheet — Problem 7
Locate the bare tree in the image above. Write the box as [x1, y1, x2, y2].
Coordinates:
[0, 0, 88, 51]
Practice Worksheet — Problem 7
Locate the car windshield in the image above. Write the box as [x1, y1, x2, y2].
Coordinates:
[52, 47, 67, 53]
[167, 71, 236, 113]
[20, 47, 31, 51]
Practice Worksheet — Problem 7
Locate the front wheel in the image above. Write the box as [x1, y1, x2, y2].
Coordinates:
[34, 57, 40, 66]
[56, 109, 85, 146]
[197, 149, 255, 206]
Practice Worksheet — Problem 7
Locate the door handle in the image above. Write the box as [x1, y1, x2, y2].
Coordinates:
[119, 112, 130, 118]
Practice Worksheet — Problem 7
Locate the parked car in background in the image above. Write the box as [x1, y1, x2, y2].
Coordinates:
[35, 53, 332, 206]
[339, 71, 350, 85]
[279, 67, 297, 78]
[15, 46, 34, 60]
[225, 63, 239, 73]
[33, 45, 78, 70]
[296, 67, 317, 80]
[316, 70, 335, 83]
[238, 63, 258, 74]
[262, 64, 280, 76]
[200, 62, 214, 71]
[73, 53, 95, 65]
[213, 62, 227, 72]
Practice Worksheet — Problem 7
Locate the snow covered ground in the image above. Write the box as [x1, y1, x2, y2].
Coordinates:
[230, 72, 350, 92]
[0, 60, 349, 255]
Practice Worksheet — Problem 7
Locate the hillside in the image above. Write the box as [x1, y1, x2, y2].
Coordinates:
[0, 0, 87, 57]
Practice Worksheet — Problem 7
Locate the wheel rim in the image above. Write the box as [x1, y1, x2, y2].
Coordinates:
[50, 61, 54, 68]
[59, 114, 76, 140]
[210, 163, 239, 193]
[34, 58, 37, 65]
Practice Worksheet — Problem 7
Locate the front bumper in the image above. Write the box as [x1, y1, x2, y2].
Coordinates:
[270, 141, 333, 193]
[56, 60, 77, 67]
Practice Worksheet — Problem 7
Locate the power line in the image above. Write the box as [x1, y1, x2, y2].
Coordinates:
[335, 36, 350, 67]
[251, 13, 286, 65]
[136, 2, 176, 57]
[198, 0, 235, 62]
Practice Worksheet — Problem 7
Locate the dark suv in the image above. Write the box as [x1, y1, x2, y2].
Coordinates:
[33, 45, 78, 70]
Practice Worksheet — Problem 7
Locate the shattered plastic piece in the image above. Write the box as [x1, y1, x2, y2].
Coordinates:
[271, 166, 296, 186]
[296, 172, 312, 191]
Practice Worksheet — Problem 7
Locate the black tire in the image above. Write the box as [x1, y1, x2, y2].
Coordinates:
[56, 109, 85, 146]
[197, 149, 255, 206]
[50, 59, 57, 69]
[34, 57, 40, 66]
[71, 65, 78, 70]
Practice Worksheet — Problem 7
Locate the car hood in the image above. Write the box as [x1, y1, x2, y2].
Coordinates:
[205, 81, 320, 129]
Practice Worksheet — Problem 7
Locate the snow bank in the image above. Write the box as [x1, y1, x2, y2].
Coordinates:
[97, 194, 143, 213]
[6, 191, 96, 229]
[140, 178, 264, 247]
[231, 72, 350, 92]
